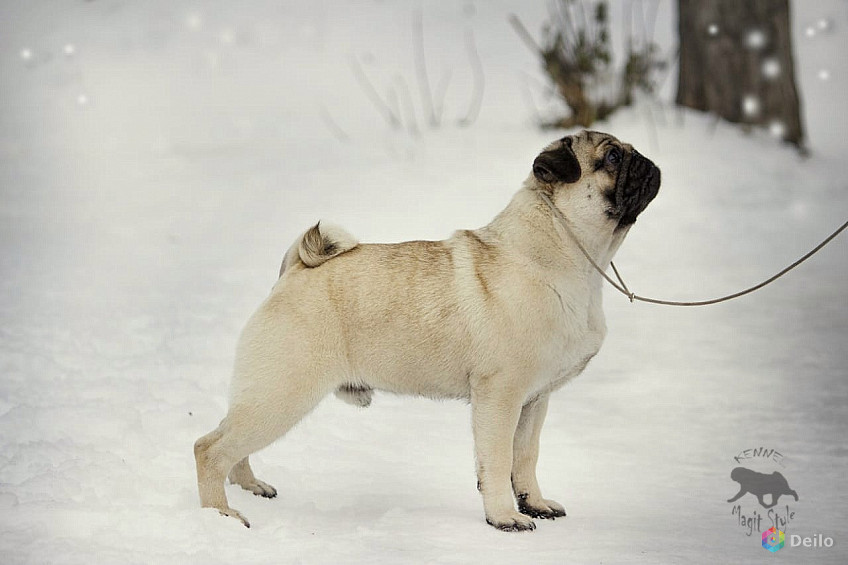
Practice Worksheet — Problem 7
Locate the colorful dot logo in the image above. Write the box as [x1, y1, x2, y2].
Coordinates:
[762, 527, 785, 552]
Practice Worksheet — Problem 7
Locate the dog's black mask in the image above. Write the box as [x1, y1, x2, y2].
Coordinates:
[614, 149, 660, 226]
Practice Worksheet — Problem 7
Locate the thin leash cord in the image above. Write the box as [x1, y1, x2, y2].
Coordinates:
[539, 192, 848, 307]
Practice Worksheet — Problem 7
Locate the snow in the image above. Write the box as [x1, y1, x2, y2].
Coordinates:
[1, 1, 846, 563]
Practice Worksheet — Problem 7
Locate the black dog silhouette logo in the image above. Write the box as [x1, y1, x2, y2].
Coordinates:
[727, 449, 799, 539]
[727, 467, 799, 509]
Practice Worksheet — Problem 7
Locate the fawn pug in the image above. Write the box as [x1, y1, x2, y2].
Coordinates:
[194, 130, 661, 531]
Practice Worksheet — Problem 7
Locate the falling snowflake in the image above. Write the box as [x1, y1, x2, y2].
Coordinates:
[805, 26, 816, 38]
[186, 13, 202, 30]
[220, 29, 235, 45]
[762, 58, 781, 79]
[768, 121, 786, 139]
[64, 44, 76, 56]
[20, 48, 33, 61]
[816, 18, 831, 32]
[818, 69, 830, 81]
[745, 29, 767, 50]
[77, 94, 89, 106]
[742, 95, 761, 118]
[707, 24, 720, 36]
[789, 200, 810, 221]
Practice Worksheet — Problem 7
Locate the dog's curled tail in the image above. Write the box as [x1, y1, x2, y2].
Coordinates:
[279, 222, 358, 276]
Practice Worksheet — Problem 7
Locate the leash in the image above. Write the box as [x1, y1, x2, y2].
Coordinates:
[539, 192, 848, 307]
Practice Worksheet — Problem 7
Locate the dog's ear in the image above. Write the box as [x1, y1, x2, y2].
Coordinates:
[533, 144, 582, 184]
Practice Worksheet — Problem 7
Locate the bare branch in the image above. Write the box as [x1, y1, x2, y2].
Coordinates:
[386, 86, 401, 129]
[575, 0, 589, 44]
[654, 45, 679, 91]
[519, 70, 560, 101]
[349, 55, 401, 129]
[519, 75, 543, 124]
[413, 8, 437, 127]
[553, 1, 579, 57]
[508, 14, 542, 54]
[433, 68, 452, 126]
[318, 103, 351, 143]
[458, 28, 485, 127]
[393, 75, 420, 137]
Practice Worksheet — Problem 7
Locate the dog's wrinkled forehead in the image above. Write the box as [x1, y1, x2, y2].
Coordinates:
[575, 130, 634, 160]
[542, 130, 627, 154]
[533, 130, 630, 186]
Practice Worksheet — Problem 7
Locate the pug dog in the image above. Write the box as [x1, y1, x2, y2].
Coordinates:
[194, 130, 661, 531]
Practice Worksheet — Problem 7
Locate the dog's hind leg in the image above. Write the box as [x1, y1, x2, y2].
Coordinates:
[194, 421, 250, 526]
[229, 457, 277, 498]
[194, 367, 332, 527]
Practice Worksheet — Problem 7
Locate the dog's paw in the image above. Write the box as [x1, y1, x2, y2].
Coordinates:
[518, 497, 566, 520]
[243, 479, 277, 499]
[486, 511, 536, 532]
[218, 507, 251, 528]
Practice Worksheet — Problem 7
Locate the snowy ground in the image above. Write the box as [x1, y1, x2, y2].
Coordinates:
[1, 1, 847, 563]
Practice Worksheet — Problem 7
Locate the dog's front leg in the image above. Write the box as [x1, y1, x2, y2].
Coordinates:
[726, 487, 747, 503]
[471, 382, 536, 532]
[511, 394, 566, 520]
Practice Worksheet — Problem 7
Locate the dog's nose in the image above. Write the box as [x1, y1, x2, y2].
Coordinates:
[628, 152, 657, 189]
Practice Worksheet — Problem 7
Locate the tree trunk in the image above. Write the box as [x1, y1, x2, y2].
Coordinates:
[676, 0, 805, 149]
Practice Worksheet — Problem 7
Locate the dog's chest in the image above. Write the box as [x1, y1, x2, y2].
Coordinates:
[527, 284, 607, 399]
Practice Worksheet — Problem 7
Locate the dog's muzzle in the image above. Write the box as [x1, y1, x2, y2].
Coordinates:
[614, 149, 661, 226]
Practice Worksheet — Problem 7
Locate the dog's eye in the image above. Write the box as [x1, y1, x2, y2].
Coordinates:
[605, 148, 622, 167]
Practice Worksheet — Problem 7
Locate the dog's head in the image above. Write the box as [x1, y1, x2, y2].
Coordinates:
[730, 467, 748, 483]
[531, 130, 661, 231]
